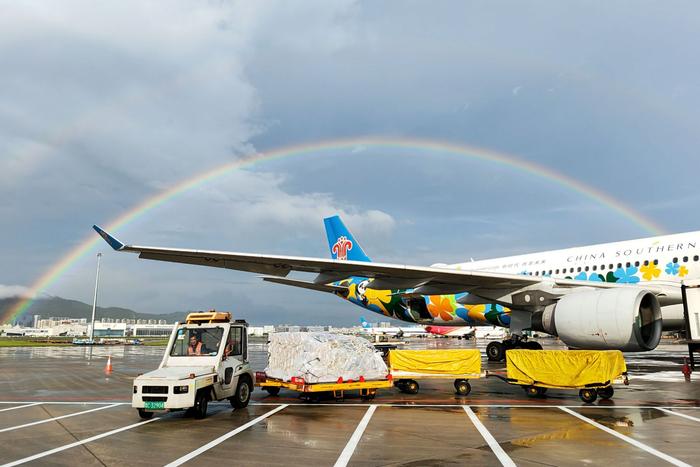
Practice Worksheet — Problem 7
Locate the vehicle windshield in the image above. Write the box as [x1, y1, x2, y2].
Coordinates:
[170, 327, 223, 357]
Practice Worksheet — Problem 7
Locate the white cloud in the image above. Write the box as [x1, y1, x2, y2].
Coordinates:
[0, 285, 30, 299]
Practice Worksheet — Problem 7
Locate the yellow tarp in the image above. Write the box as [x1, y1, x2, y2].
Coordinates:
[389, 349, 481, 376]
[506, 350, 627, 389]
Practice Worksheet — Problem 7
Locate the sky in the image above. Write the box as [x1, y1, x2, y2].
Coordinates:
[2, 1, 700, 325]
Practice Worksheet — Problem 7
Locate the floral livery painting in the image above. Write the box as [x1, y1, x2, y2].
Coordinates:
[566, 263, 690, 284]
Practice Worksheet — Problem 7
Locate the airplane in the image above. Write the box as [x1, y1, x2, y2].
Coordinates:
[93, 215, 694, 361]
[359, 316, 427, 337]
[423, 325, 475, 339]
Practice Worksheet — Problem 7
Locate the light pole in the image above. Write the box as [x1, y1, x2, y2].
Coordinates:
[89, 252, 102, 343]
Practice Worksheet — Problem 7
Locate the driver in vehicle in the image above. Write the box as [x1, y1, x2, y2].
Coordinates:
[187, 334, 205, 355]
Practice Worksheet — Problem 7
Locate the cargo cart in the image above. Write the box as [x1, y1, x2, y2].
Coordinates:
[490, 349, 628, 403]
[255, 372, 393, 401]
[389, 349, 482, 396]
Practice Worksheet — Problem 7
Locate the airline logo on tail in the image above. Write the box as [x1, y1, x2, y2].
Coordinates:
[332, 236, 353, 260]
[360, 317, 371, 329]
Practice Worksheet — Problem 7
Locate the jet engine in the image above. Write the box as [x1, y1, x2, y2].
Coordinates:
[531, 288, 662, 351]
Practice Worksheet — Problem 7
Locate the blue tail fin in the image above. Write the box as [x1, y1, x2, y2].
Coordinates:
[323, 215, 372, 262]
[360, 317, 371, 329]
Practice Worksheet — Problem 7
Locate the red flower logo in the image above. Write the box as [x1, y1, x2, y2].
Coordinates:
[332, 236, 353, 260]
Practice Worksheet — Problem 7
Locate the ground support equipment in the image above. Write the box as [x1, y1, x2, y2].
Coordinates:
[389, 349, 482, 396]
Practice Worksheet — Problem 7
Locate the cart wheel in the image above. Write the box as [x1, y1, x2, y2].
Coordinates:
[137, 409, 153, 420]
[486, 341, 505, 361]
[404, 380, 419, 394]
[579, 388, 598, 404]
[526, 386, 540, 398]
[454, 379, 471, 396]
[597, 386, 614, 400]
[361, 393, 376, 401]
[265, 386, 280, 396]
[193, 390, 209, 419]
[537, 387, 547, 396]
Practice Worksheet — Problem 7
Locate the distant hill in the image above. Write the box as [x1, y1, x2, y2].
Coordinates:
[0, 296, 188, 325]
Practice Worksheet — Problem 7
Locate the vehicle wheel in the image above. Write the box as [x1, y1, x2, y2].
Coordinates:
[231, 377, 252, 409]
[579, 388, 598, 404]
[454, 379, 471, 396]
[525, 341, 543, 350]
[404, 380, 419, 394]
[526, 386, 540, 398]
[137, 409, 153, 420]
[486, 341, 505, 362]
[193, 390, 209, 419]
[597, 386, 614, 400]
[265, 386, 280, 396]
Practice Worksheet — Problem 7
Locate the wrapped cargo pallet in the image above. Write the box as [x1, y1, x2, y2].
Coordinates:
[389, 349, 481, 377]
[506, 350, 627, 389]
[265, 332, 388, 383]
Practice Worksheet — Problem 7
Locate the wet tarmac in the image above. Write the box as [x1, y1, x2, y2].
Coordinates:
[0, 339, 698, 466]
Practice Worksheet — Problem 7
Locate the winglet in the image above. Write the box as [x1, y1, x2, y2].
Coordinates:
[92, 225, 125, 251]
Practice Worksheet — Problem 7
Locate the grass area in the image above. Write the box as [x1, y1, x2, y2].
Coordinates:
[142, 339, 169, 346]
[0, 337, 73, 347]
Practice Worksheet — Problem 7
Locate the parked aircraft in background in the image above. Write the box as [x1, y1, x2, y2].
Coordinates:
[94, 214, 694, 361]
[359, 316, 427, 338]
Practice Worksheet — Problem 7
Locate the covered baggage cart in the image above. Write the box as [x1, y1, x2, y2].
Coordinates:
[255, 373, 392, 401]
[503, 349, 628, 403]
[389, 349, 482, 395]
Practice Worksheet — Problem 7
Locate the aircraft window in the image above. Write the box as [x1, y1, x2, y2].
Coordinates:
[592, 265, 597, 271]
[584, 266, 589, 272]
[535, 271, 539, 276]
[654, 259, 658, 265]
[577, 267, 582, 272]
[673, 257, 678, 263]
[600, 265, 605, 270]
[609, 264, 613, 269]
[555, 269, 560, 274]
[625, 262, 631, 267]
[548, 270, 552, 275]
[636, 261, 641, 267]
[617, 263, 622, 268]
[695, 255, 699, 262]
[683, 256, 689, 262]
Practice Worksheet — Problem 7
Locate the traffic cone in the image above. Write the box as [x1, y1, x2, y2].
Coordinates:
[104, 355, 113, 375]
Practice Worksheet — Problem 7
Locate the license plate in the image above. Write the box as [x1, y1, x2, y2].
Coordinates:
[144, 401, 164, 410]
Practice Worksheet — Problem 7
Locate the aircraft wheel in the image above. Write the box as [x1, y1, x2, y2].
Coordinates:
[579, 388, 598, 404]
[487, 341, 505, 361]
[597, 386, 614, 400]
[525, 341, 543, 350]
[137, 409, 153, 420]
[454, 379, 471, 396]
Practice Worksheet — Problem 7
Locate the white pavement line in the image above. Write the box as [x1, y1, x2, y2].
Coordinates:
[0, 403, 120, 434]
[333, 404, 377, 467]
[0, 401, 129, 405]
[0, 418, 159, 467]
[559, 407, 691, 467]
[463, 407, 516, 467]
[0, 403, 41, 413]
[164, 404, 288, 467]
[657, 408, 700, 423]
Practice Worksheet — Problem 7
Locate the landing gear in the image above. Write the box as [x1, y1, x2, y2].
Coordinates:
[487, 338, 542, 362]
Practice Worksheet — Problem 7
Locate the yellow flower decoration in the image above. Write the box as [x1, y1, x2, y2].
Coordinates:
[640, 263, 661, 281]
[466, 304, 487, 321]
[365, 288, 392, 314]
[679, 266, 689, 277]
[428, 296, 455, 321]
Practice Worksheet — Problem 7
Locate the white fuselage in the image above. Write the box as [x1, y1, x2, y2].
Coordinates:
[445, 231, 700, 330]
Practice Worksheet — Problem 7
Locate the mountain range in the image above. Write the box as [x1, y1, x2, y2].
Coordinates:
[1, 296, 187, 325]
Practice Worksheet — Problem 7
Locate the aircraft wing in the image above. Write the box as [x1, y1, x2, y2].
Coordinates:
[92, 225, 680, 304]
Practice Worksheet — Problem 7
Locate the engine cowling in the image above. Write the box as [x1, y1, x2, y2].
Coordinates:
[532, 288, 662, 351]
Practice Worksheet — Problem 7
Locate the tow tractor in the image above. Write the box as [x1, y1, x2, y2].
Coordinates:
[132, 311, 254, 419]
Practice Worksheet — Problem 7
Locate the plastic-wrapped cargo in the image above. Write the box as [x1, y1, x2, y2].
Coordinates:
[265, 332, 388, 383]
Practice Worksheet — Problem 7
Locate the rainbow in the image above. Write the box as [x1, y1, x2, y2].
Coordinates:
[2, 136, 665, 323]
